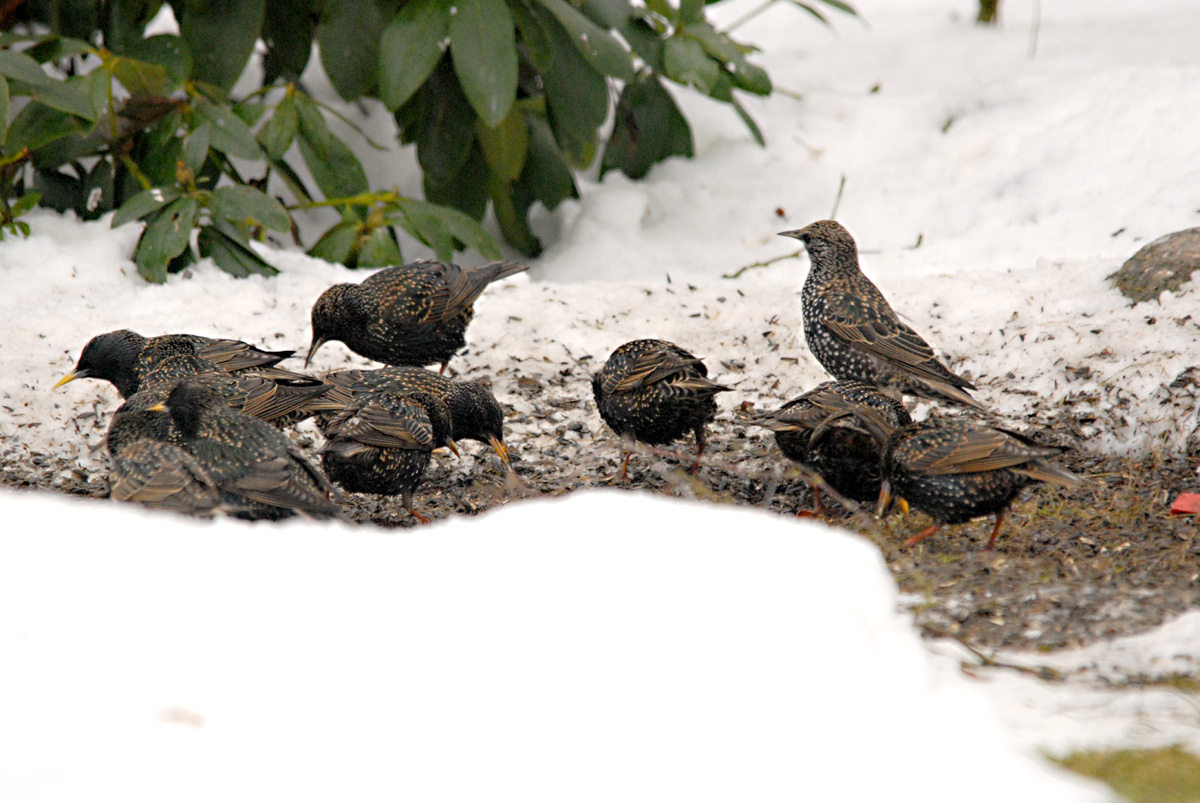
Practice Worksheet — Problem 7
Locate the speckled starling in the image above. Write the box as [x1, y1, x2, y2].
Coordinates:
[779, 220, 983, 409]
[54, 329, 297, 399]
[756, 380, 912, 514]
[322, 366, 510, 469]
[149, 378, 341, 520]
[105, 409, 223, 514]
[319, 390, 458, 523]
[879, 419, 1082, 549]
[592, 339, 731, 477]
[305, 260, 528, 372]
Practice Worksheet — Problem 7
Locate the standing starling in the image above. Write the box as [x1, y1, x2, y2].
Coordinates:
[756, 380, 912, 514]
[878, 419, 1082, 550]
[305, 260, 528, 372]
[322, 366, 511, 469]
[149, 379, 341, 521]
[319, 390, 458, 523]
[54, 329, 297, 399]
[105, 409, 223, 514]
[592, 339, 731, 478]
[779, 220, 983, 409]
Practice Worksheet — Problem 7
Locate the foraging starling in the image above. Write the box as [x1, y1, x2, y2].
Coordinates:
[756, 380, 912, 514]
[322, 366, 511, 469]
[149, 378, 341, 520]
[592, 339, 731, 477]
[54, 329, 296, 399]
[105, 409, 223, 514]
[779, 220, 983, 409]
[305, 260, 528, 372]
[319, 390, 458, 523]
[878, 419, 1082, 550]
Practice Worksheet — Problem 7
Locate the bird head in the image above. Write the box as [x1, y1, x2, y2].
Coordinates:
[54, 329, 148, 397]
[306, 284, 354, 367]
[778, 220, 858, 271]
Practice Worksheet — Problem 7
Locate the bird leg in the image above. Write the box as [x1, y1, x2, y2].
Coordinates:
[438, 362, 448, 375]
[984, 512, 1007, 551]
[902, 523, 942, 549]
[688, 428, 708, 474]
[794, 483, 825, 518]
[409, 507, 431, 524]
[619, 449, 632, 481]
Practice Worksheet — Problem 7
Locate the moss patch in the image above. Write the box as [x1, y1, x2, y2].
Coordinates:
[1053, 745, 1200, 802]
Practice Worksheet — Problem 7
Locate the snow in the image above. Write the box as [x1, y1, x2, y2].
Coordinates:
[1, 0, 1198, 798]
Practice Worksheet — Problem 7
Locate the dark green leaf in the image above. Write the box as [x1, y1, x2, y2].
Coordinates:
[820, 0, 858, 15]
[132, 108, 185, 187]
[269, 156, 315, 204]
[534, 0, 635, 81]
[378, 0, 450, 111]
[198, 224, 280, 278]
[105, 0, 161, 54]
[112, 185, 184, 228]
[422, 140, 489, 221]
[211, 184, 291, 232]
[24, 36, 93, 64]
[476, 108, 528, 184]
[0, 50, 52, 87]
[579, 0, 632, 28]
[125, 34, 192, 89]
[182, 123, 211, 173]
[487, 175, 539, 257]
[679, 0, 704, 25]
[0, 74, 8, 146]
[3, 103, 86, 156]
[82, 159, 115, 219]
[111, 56, 170, 96]
[515, 114, 577, 212]
[263, 0, 314, 84]
[601, 73, 693, 179]
[730, 61, 771, 96]
[448, 0, 517, 128]
[23, 75, 98, 121]
[179, 0, 266, 90]
[411, 57, 477, 183]
[47, 0, 101, 39]
[792, 2, 829, 25]
[33, 170, 81, 214]
[12, 191, 42, 217]
[317, 0, 383, 101]
[730, 95, 764, 146]
[356, 226, 403, 268]
[534, 4, 607, 169]
[136, 196, 199, 283]
[258, 94, 298, 161]
[308, 220, 361, 265]
[191, 96, 262, 159]
[391, 196, 502, 261]
[509, 2, 554, 73]
[295, 95, 370, 201]
[663, 37, 719, 94]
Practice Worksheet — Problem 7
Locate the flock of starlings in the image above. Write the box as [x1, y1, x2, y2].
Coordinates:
[55, 220, 1081, 549]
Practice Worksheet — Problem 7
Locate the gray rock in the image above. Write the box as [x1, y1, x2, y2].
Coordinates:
[1109, 227, 1200, 304]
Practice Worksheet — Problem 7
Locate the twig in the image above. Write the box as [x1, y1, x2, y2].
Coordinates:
[722, 249, 802, 279]
[829, 173, 846, 218]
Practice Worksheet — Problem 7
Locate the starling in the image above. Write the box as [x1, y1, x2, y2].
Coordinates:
[319, 390, 458, 523]
[592, 339, 731, 478]
[305, 260, 528, 372]
[878, 419, 1082, 550]
[756, 380, 912, 514]
[322, 366, 510, 469]
[105, 409, 223, 514]
[779, 220, 983, 409]
[54, 329, 297, 399]
[149, 378, 341, 521]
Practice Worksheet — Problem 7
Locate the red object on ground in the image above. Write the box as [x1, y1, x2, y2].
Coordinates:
[1170, 493, 1200, 515]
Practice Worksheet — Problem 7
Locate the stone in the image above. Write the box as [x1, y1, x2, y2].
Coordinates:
[1109, 227, 1200, 304]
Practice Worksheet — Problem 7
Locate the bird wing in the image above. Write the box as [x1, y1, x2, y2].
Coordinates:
[226, 454, 336, 514]
[197, 338, 294, 372]
[907, 427, 1064, 476]
[610, 346, 707, 394]
[326, 399, 434, 450]
[235, 375, 339, 421]
[111, 443, 217, 509]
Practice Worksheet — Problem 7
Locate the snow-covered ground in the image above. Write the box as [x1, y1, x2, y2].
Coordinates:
[2, 0, 1199, 798]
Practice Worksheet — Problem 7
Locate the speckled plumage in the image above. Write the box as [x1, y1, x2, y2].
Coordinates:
[780, 220, 982, 409]
[322, 366, 510, 468]
[319, 390, 456, 522]
[757, 380, 912, 511]
[592, 339, 730, 475]
[151, 379, 340, 521]
[305, 260, 528, 371]
[105, 410, 223, 514]
[55, 329, 296, 399]
[881, 419, 1081, 549]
